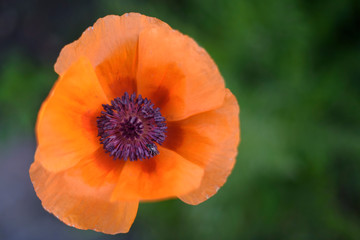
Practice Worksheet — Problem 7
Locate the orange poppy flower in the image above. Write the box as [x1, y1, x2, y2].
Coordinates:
[29, 13, 240, 234]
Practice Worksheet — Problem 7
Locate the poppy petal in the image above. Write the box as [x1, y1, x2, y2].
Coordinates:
[110, 146, 204, 201]
[67, 147, 125, 188]
[55, 13, 170, 100]
[163, 89, 240, 205]
[36, 57, 108, 171]
[30, 160, 138, 234]
[136, 25, 226, 121]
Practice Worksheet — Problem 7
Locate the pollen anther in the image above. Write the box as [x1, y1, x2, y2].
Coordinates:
[97, 92, 167, 161]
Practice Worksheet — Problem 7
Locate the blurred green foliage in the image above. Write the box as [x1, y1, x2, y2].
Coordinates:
[0, 0, 359, 239]
[0, 51, 56, 138]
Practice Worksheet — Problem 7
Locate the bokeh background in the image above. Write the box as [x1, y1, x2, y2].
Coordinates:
[1, 0, 359, 239]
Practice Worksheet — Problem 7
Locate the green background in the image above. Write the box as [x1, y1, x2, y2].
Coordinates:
[0, 0, 359, 239]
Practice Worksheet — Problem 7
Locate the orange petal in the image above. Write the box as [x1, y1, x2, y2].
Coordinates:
[67, 147, 125, 188]
[55, 13, 170, 100]
[111, 146, 204, 201]
[30, 159, 138, 234]
[54, 13, 225, 120]
[136, 25, 226, 121]
[163, 89, 240, 205]
[36, 57, 108, 171]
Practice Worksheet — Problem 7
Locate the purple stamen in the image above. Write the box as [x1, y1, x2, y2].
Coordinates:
[97, 92, 167, 161]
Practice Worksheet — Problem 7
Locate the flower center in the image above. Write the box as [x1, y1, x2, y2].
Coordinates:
[97, 92, 167, 161]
